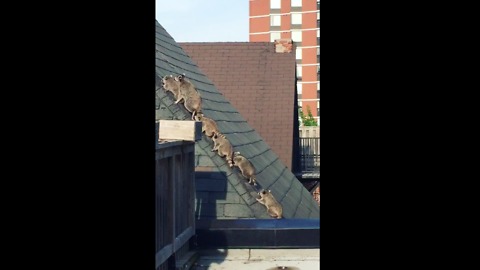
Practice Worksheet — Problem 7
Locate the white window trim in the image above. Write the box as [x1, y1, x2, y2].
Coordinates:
[297, 81, 320, 84]
[297, 83, 303, 94]
[250, 28, 319, 35]
[249, 10, 321, 19]
[292, 31, 302, 42]
[270, 0, 281, 9]
[295, 48, 302, 59]
[298, 63, 320, 67]
[270, 32, 281, 42]
[296, 45, 320, 49]
[298, 98, 320, 101]
[296, 66, 302, 77]
[292, 0, 302, 7]
[270, 15, 281, 26]
[291, 13, 302, 25]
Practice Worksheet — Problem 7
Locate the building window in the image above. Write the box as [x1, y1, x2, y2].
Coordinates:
[297, 66, 302, 78]
[292, 31, 302, 42]
[317, 82, 320, 90]
[317, 12, 320, 20]
[317, 47, 320, 56]
[317, 29, 320, 37]
[271, 15, 281, 26]
[292, 0, 302, 7]
[296, 48, 302, 59]
[271, 0, 281, 9]
[270, 32, 281, 42]
[297, 83, 302, 94]
[317, 19, 320, 28]
[291, 13, 302, 25]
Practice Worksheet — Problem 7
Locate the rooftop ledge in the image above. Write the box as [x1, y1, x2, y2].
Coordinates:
[194, 219, 320, 249]
[193, 248, 320, 270]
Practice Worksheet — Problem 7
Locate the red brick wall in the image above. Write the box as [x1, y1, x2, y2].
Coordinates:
[180, 42, 296, 170]
[250, 0, 320, 122]
[249, 16, 270, 33]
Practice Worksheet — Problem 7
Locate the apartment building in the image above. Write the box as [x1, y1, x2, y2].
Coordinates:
[249, 0, 320, 125]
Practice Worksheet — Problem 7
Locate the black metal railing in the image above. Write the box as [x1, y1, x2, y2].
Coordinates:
[299, 137, 320, 173]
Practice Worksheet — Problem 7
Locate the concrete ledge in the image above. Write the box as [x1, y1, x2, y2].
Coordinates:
[193, 249, 320, 270]
[198, 249, 249, 260]
[194, 260, 318, 270]
[196, 248, 320, 261]
[249, 249, 320, 261]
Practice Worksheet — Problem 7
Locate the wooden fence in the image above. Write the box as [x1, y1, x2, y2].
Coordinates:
[155, 140, 196, 270]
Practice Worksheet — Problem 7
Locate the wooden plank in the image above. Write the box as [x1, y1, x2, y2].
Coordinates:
[159, 120, 202, 142]
[155, 243, 173, 268]
[173, 226, 194, 253]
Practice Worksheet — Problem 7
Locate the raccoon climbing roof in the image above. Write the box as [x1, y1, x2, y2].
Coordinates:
[156, 21, 319, 219]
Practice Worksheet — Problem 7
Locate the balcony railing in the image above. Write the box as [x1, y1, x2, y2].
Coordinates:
[299, 137, 320, 174]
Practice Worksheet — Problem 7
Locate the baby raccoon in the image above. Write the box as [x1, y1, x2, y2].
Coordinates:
[175, 74, 202, 120]
[256, 189, 283, 219]
[211, 132, 234, 167]
[232, 152, 257, 186]
[194, 112, 219, 138]
[162, 75, 182, 102]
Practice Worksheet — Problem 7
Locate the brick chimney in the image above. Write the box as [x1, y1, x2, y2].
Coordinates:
[274, 39, 293, 53]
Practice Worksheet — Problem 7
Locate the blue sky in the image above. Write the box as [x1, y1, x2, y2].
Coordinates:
[156, 0, 249, 42]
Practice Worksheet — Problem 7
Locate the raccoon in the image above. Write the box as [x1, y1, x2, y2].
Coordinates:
[256, 189, 283, 219]
[175, 74, 202, 120]
[161, 75, 181, 101]
[211, 132, 234, 167]
[232, 152, 257, 186]
[194, 112, 219, 138]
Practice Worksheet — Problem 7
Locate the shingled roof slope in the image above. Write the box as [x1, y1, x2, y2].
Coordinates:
[179, 42, 297, 172]
[155, 21, 319, 219]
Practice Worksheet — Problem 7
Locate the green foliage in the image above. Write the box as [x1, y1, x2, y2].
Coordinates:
[299, 106, 318, 126]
